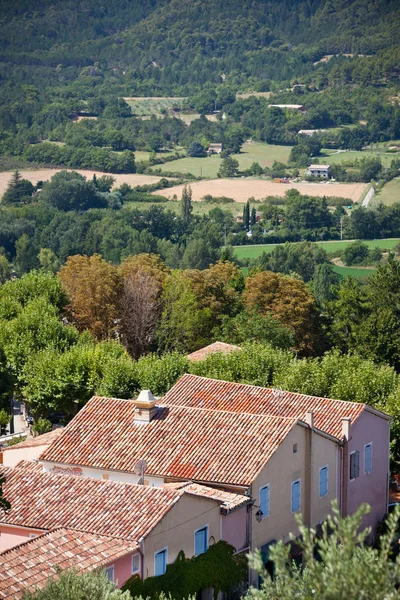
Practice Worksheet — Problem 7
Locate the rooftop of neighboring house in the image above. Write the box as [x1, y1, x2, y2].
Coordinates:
[308, 164, 331, 169]
[39, 396, 299, 487]
[163, 482, 251, 512]
[2, 428, 63, 451]
[0, 462, 181, 541]
[187, 341, 241, 362]
[0, 528, 138, 600]
[162, 374, 389, 439]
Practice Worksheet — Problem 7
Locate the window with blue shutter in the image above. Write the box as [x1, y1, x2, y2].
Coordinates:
[260, 485, 270, 519]
[194, 526, 208, 555]
[105, 566, 114, 582]
[364, 443, 372, 474]
[291, 479, 301, 513]
[350, 451, 360, 480]
[319, 466, 328, 497]
[155, 549, 167, 576]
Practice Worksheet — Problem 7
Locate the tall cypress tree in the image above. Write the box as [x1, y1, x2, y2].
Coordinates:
[243, 200, 250, 230]
[181, 185, 193, 223]
[251, 206, 257, 226]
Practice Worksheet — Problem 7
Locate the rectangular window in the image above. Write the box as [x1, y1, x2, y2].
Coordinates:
[319, 466, 328, 498]
[260, 485, 270, 519]
[291, 479, 301, 513]
[194, 526, 208, 556]
[105, 566, 114, 582]
[364, 443, 373, 474]
[132, 554, 140, 574]
[155, 549, 167, 576]
[350, 451, 360, 480]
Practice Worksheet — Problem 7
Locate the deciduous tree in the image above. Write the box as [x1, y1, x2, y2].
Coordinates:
[59, 254, 122, 340]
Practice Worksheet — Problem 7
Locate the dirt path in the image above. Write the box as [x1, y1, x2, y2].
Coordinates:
[0, 169, 174, 197]
[158, 179, 368, 203]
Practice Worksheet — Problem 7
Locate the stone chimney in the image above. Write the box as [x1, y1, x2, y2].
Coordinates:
[342, 417, 351, 441]
[305, 411, 314, 429]
[133, 390, 158, 423]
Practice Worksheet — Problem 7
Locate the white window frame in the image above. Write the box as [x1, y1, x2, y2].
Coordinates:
[319, 465, 329, 498]
[194, 525, 209, 556]
[154, 547, 168, 576]
[105, 565, 114, 582]
[364, 442, 373, 474]
[259, 484, 270, 519]
[132, 553, 140, 574]
[291, 479, 301, 514]
[350, 450, 360, 481]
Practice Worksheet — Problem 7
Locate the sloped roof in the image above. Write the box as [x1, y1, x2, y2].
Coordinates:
[0, 464, 180, 541]
[0, 528, 137, 600]
[3, 429, 63, 451]
[187, 341, 241, 362]
[39, 397, 297, 487]
[163, 482, 251, 512]
[161, 374, 379, 439]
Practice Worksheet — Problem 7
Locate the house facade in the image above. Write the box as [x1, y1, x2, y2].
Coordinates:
[307, 164, 331, 178]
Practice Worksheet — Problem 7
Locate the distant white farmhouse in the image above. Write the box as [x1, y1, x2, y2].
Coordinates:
[269, 104, 307, 113]
[307, 164, 331, 178]
[298, 129, 327, 136]
[208, 143, 223, 154]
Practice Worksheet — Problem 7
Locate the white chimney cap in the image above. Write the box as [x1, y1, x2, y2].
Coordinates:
[136, 390, 157, 405]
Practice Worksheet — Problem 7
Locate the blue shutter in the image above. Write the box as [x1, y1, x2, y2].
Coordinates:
[319, 467, 328, 497]
[260, 486, 270, 518]
[155, 550, 166, 576]
[365, 444, 372, 474]
[291, 480, 301, 512]
[195, 527, 208, 555]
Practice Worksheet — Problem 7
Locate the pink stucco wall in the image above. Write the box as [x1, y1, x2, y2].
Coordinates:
[0, 524, 45, 552]
[346, 411, 390, 534]
[222, 507, 248, 552]
[112, 551, 141, 587]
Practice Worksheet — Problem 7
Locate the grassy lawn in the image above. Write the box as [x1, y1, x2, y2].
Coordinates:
[123, 199, 244, 217]
[332, 265, 377, 279]
[158, 142, 292, 178]
[233, 238, 400, 260]
[123, 97, 185, 116]
[376, 178, 400, 206]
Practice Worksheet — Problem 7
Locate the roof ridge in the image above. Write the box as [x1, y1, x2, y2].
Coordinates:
[176, 374, 367, 408]
[162, 402, 299, 421]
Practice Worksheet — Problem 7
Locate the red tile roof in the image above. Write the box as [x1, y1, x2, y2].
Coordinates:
[40, 397, 297, 487]
[162, 374, 382, 439]
[0, 465, 180, 541]
[0, 528, 137, 600]
[187, 342, 241, 362]
[163, 482, 251, 512]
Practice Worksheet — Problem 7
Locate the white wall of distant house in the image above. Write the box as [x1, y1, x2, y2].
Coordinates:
[40, 461, 165, 487]
[3, 445, 49, 467]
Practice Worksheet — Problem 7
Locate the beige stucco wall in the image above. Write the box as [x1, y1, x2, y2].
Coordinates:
[40, 461, 164, 487]
[142, 494, 221, 578]
[249, 423, 338, 584]
[3, 445, 49, 468]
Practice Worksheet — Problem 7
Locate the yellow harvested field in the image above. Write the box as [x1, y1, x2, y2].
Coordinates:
[0, 169, 174, 196]
[157, 179, 368, 203]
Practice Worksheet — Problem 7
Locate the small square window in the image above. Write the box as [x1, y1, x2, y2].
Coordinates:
[293, 444, 297, 453]
[132, 554, 140, 574]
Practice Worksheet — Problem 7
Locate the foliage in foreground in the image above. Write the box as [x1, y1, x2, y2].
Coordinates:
[247, 501, 400, 600]
[122, 541, 246, 600]
[22, 568, 132, 600]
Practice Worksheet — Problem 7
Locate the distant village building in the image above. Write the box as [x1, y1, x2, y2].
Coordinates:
[269, 104, 307, 113]
[307, 164, 331, 178]
[207, 143, 223, 154]
[298, 129, 326, 136]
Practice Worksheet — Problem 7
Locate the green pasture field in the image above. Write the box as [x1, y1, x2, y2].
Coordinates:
[158, 142, 292, 178]
[123, 97, 185, 116]
[332, 265, 377, 279]
[124, 199, 244, 217]
[233, 238, 400, 260]
[376, 178, 400, 206]
[320, 148, 398, 167]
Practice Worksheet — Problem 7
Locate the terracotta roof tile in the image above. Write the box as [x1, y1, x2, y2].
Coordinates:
[0, 465, 180, 541]
[187, 342, 241, 362]
[0, 528, 137, 600]
[40, 398, 296, 487]
[162, 374, 373, 438]
[165, 482, 251, 512]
